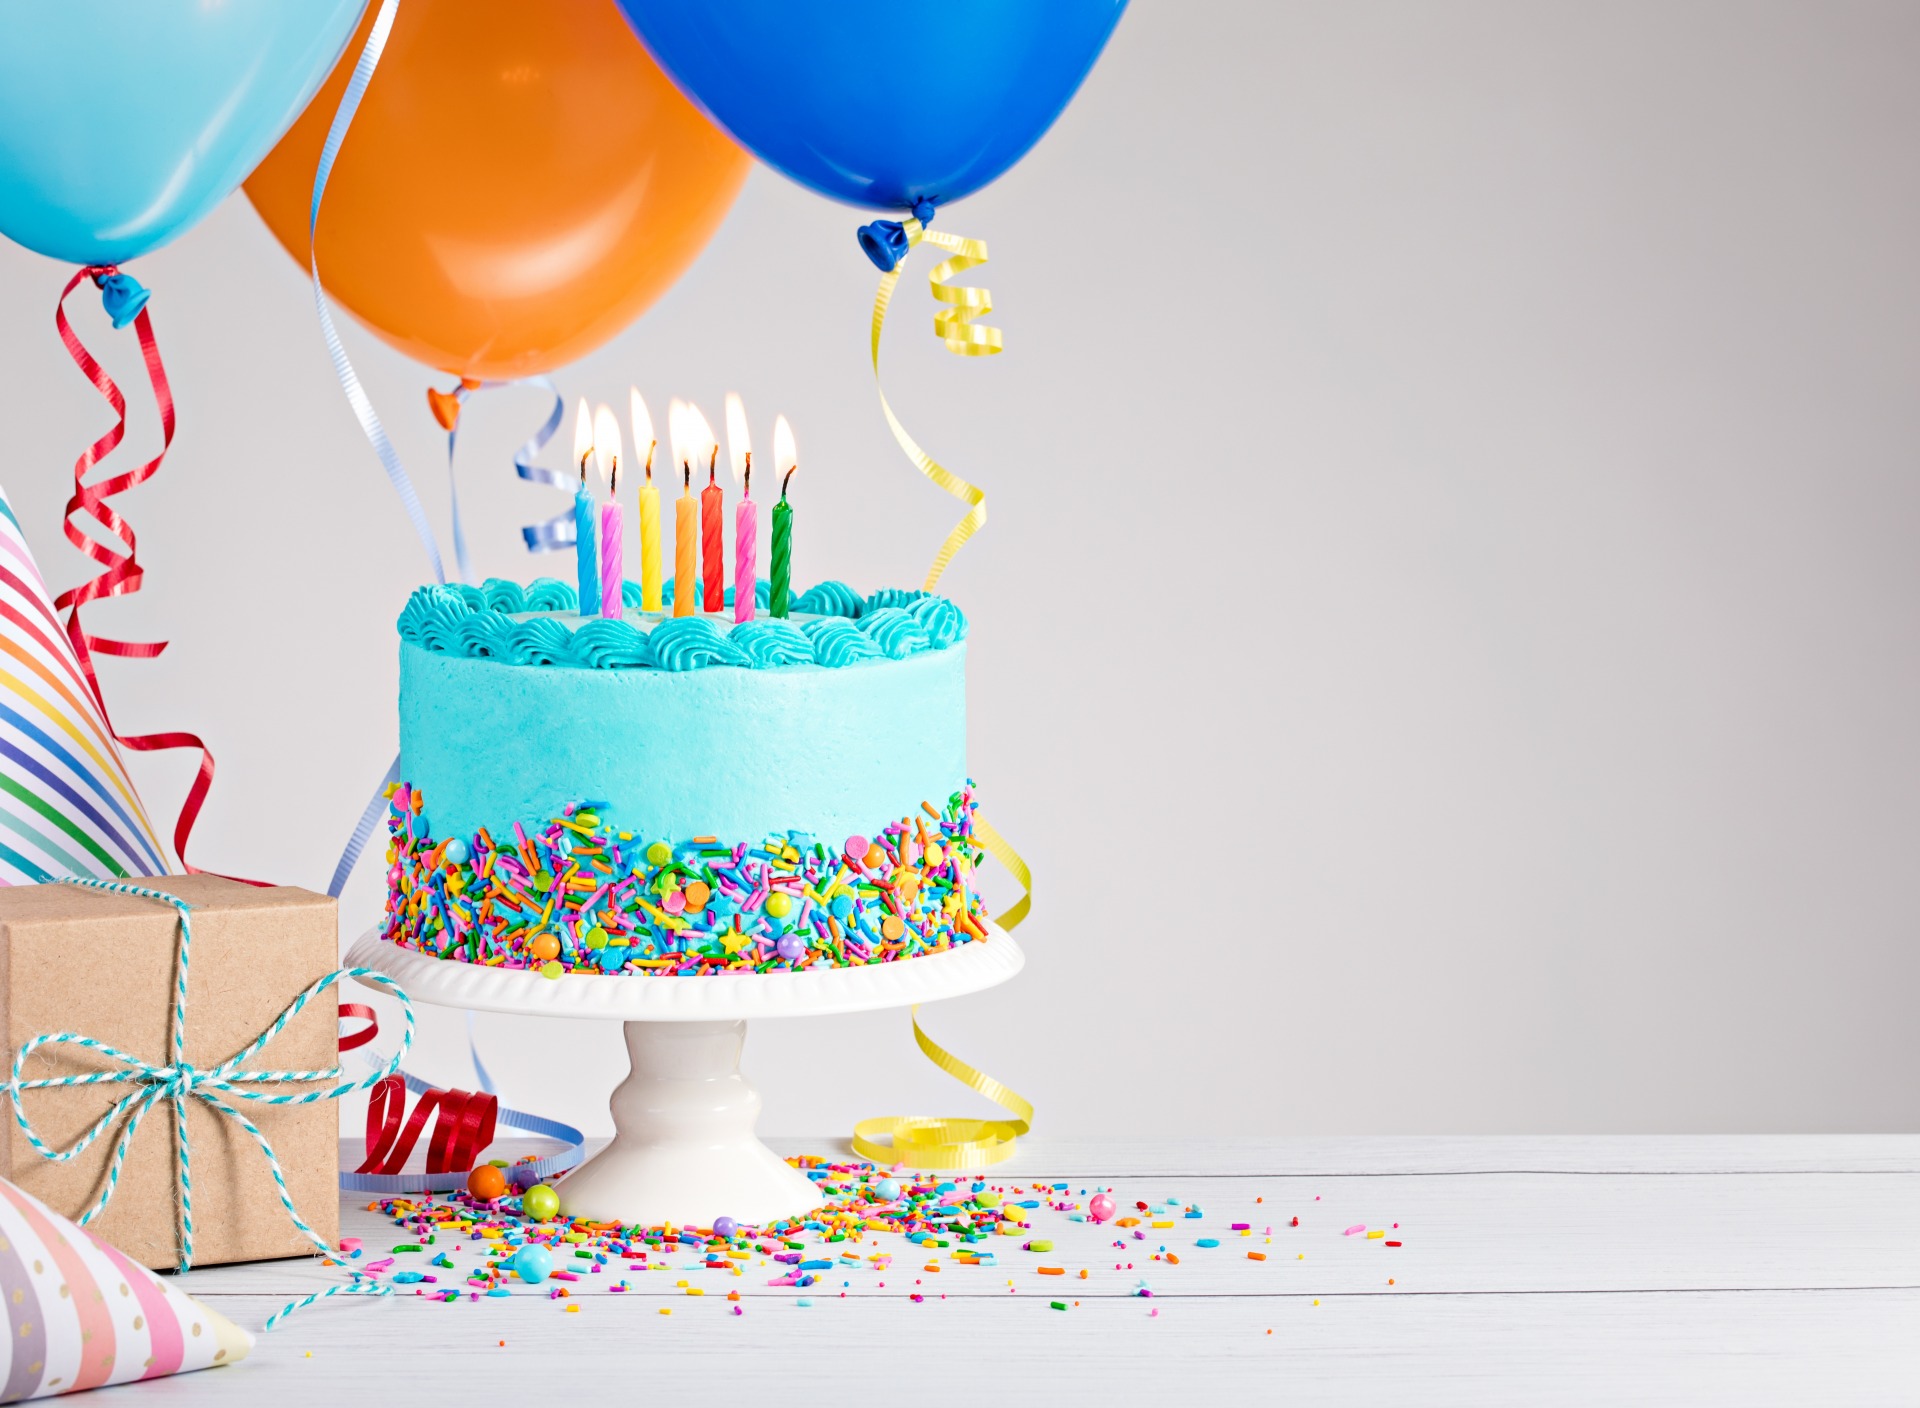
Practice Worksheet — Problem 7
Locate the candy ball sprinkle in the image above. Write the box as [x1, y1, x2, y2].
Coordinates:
[510, 1244, 553, 1284]
[466, 1163, 508, 1201]
[521, 1184, 560, 1222]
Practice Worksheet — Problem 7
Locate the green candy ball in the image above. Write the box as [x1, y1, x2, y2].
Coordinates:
[521, 1183, 560, 1221]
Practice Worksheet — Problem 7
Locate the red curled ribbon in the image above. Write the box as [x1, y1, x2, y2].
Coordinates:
[336, 1003, 380, 1053]
[358, 1075, 498, 1179]
[52, 267, 227, 877]
[345, 1005, 497, 1177]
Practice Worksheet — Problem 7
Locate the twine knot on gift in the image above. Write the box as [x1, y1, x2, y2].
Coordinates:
[4, 879, 414, 1276]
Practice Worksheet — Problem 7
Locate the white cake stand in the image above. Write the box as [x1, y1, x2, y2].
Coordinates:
[343, 927, 1023, 1227]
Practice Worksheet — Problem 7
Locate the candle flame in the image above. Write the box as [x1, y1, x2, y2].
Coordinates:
[629, 387, 654, 479]
[724, 392, 751, 488]
[593, 403, 622, 492]
[773, 415, 797, 492]
[680, 399, 717, 481]
[667, 398, 688, 479]
[571, 397, 594, 483]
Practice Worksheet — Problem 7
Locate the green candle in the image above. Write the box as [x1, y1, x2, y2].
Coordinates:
[770, 415, 797, 618]
[771, 494, 793, 618]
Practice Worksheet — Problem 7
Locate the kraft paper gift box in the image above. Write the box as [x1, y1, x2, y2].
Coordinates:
[0, 875, 340, 1270]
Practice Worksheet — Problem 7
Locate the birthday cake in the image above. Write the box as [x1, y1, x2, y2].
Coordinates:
[380, 576, 992, 976]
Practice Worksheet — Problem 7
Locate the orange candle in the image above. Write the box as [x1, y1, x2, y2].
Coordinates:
[673, 464, 696, 618]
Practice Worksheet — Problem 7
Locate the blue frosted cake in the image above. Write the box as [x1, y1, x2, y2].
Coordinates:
[381, 577, 992, 976]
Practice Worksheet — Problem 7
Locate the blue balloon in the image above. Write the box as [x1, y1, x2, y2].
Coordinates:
[614, 0, 1126, 215]
[0, 0, 366, 267]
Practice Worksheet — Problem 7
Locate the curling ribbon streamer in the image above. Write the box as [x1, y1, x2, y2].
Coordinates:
[428, 375, 573, 570]
[306, 0, 446, 587]
[851, 817, 1034, 1169]
[289, 0, 579, 1220]
[868, 212, 1003, 591]
[51, 268, 226, 875]
[334, 1001, 583, 1195]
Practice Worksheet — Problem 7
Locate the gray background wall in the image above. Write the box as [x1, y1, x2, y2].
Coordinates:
[1, 0, 1914, 1139]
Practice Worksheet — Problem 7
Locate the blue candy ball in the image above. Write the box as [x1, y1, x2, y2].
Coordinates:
[875, 1178, 901, 1201]
[443, 836, 470, 865]
[511, 1243, 554, 1284]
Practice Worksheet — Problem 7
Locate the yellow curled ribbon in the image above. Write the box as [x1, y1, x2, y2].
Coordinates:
[869, 216, 1003, 590]
[850, 814, 1034, 1169]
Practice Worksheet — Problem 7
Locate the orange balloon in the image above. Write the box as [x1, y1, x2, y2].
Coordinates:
[244, 0, 748, 379]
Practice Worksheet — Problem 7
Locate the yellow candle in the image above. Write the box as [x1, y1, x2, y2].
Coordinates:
[639, 467, 662, 613]
[631, 389, 662, 612]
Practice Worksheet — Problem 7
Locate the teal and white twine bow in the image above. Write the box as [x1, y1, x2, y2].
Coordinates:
[6, 879, 413, 1299]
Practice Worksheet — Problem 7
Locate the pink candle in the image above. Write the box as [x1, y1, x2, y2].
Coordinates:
[734, 470, 756, 623]
[599, 500, 623, 619]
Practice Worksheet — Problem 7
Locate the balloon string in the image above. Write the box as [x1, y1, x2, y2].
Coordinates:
[305, 0, 446, 587]
[50, 269, 219, 878]
[869, 220, 1003, 590]
[849, 816, 1033, 1169]
[432, 378, 572, 566]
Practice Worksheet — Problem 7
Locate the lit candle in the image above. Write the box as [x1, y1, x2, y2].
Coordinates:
[631, 387, 661, 613]
[594, 403, 623, 620]
[701, 446, 724, 614]
[669, 399, 701, 618]
[770, 414, 796, 619]
[571, 398, 599, 617]
[726, 393, 755, 623]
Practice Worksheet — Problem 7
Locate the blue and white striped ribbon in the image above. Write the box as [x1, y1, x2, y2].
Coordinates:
[5, 879, 415, 1277]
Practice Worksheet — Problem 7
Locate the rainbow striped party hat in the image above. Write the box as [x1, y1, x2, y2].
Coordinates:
[0, 488, 170, 883]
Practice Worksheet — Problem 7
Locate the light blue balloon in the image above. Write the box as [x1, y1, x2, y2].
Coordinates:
[0, 0, 367, 267]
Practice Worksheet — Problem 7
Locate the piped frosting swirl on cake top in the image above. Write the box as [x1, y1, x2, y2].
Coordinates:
[396, 577, 967, 672]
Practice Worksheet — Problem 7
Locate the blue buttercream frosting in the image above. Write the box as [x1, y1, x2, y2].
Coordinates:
[730, 619, 814, 668]
[394, 573, 971, 847]
[395, 577, 966, 673]
[399, 639, 968, 844]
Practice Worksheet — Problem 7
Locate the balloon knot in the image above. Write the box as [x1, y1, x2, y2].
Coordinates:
[427, 383, 464, 431]
[857, 198, 939, 272]
[92, 269, 151, 330]
[857, 219, 910, 273]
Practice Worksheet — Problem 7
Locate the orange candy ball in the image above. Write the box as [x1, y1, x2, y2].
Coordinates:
[864, 844, 887, 869]
[529, 933, 561, 962]
[467, 1163, 508, 1200]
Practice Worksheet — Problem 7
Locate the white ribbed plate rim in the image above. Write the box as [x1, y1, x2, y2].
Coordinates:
[343, 925, 1023, 1021]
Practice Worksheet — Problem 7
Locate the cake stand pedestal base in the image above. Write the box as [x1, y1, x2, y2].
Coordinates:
[554, 1019, 818, 1226]
[345, 926, 1024, 1227]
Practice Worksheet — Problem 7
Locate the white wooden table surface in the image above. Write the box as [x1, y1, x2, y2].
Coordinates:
[127, 1135, 1920, 1406]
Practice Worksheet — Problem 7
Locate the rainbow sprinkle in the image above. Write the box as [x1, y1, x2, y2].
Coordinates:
[382, 783, 992, 975]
